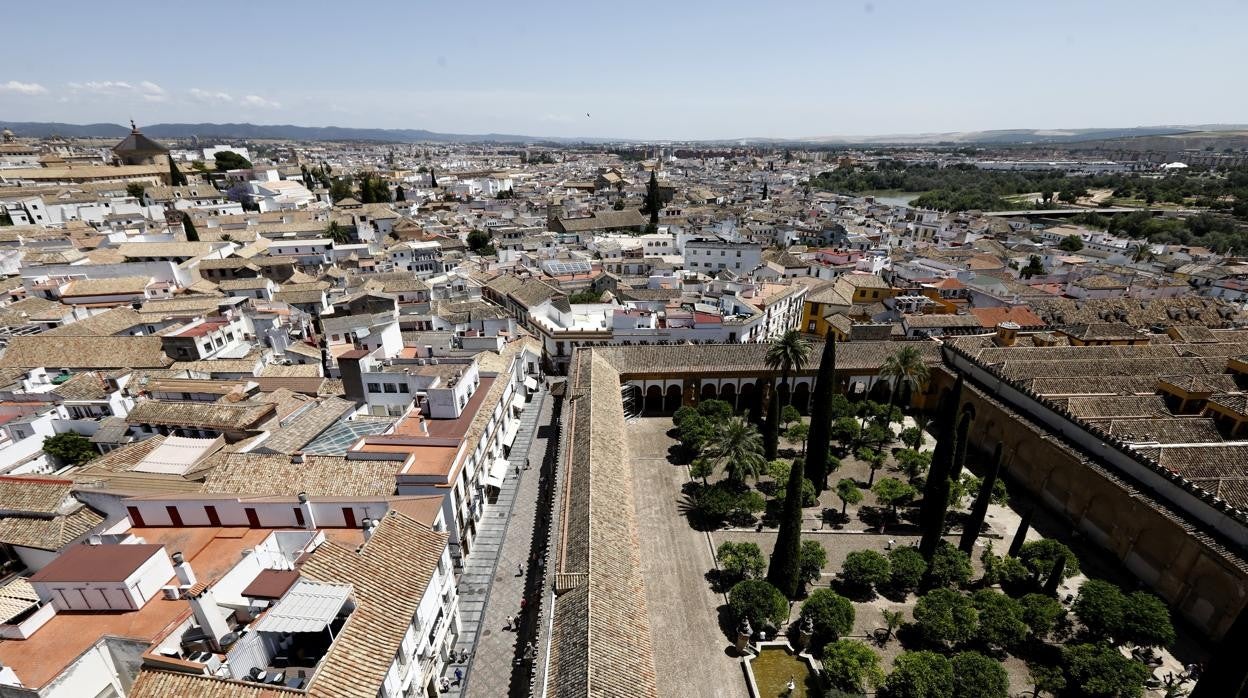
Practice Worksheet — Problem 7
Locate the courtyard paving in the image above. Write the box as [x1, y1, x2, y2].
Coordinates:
[627, 415, 1192, 698]
[628, 417, 750, 698]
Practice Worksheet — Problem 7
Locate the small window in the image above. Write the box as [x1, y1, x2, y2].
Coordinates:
[367, 382, 381, 393]
[399, 384, 410, 393]
[383, 383, 397, 394]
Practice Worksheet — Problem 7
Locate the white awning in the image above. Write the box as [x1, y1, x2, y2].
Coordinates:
[501, 420, 521, 448]
[254, 580, 353, 634]
[524, 377, 538, 391]
[510, 394, 527, 413]
[484, 457, 509, 489]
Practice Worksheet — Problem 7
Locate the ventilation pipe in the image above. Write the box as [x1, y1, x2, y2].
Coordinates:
[172, 551, 197, 586]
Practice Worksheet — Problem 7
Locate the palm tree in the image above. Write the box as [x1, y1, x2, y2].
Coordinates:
[763, 330, 811, 460]
[325, 221, 350, 245]
[703, 415, 766, 484]
[879, 346, 930, 428]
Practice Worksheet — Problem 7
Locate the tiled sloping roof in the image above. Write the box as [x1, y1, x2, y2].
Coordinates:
[549, 351, 658, 698]
[51, 372, 111, 401]
[300, 511, 447, 698]
[591, 340, 940, 376]
[201, 452, 397, 497]
[557, 208, 646, 232]
[0, 336, 172, 369]
[125, 400, 275, 430]
[0, 506, 104, 551]
[509, 280, 562, 308]
[1105, 418, 1224, 444]
[0, 476, 72, 515]
[969, 306, 1045, 329]
[253, 397, 356, 454]
[130, 671, 301, 698]
[60, 276, 150, 296]
[41, 308, 147, 337]
[0, 297, 68, 326]
[1060, 395, 1170, 420]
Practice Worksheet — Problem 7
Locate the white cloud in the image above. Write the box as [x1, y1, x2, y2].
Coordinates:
[189, 89, 278, 108]
[69, 80, 165, 101]
[0, 81, 48, 95]
[240, 95, 280, 109]
[189, 88, 233, 103]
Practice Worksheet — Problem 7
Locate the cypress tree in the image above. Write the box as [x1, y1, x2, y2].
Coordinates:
[430, 168, 438, 188]
[1043, 556, 1066, 596]
[804, 336, 837, 493]
[1008, 508, 1032, 558]
[767, 449, 805, 598]
[918, 376, 963, 561]
[644, 171, 661, 228]
[169, 158, 188, 186]
[959, 443, 1003, 553]
[396, 185, 406, 202]
[181, 213, 199, 243]
[762, 380, 780, 461]
[762, 182, 769, 200]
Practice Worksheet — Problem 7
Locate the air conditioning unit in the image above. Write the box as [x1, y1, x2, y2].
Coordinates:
[430, 358, 438, 365]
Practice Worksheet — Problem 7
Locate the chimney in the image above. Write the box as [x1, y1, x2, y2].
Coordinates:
[172, 551, 197, 586]
[362, 518, 377, 541]
[291, 452, 304, 464]
[298, 492, 316, 530]
[994, 321, 1020, 347]
[187, 586, 232, 650]
[421, 419, 430, 436]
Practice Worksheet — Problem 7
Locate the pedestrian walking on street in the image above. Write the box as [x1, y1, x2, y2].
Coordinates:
[505, 614, 514, 631]
[525, 458, 531, 471]
[517, 562, 525, 577]
[453, 668, 463, 685]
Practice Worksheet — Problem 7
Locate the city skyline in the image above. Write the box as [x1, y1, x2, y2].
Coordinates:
[2, 0, 1245, 141]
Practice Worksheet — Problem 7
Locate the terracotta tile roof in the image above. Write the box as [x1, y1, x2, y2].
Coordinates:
[0, 476, 74, 515]
[299, 511, 447, 698]
[968, 306, 1045, 329]
[549, 351, 658, 698]
[253, 397, 356, 454]
[0, 336, 172, 369]
[51, 372, 112, 401]
[130, 671, 301, 697]
[125, 400, 276, 430]
[0, 506, 104, 551]
[1104, 417, 1224, 444]
[200, 452, 398, 497]
[588, 340, 940, 377]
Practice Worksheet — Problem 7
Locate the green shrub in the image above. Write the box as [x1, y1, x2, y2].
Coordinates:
[799, 589, 855, 648]
[728, 579, 788, 629]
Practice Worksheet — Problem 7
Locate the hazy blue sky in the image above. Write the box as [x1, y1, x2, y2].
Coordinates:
[2, 0, 1244, 140]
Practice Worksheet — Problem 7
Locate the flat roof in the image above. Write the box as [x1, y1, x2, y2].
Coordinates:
[28, 544, 164, 583]
[0, 527, 272, 690]
[240, 569, 299, 600]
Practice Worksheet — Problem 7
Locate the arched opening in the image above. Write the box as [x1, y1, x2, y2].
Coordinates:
[739, 382, 759, 421]
[664, 384, 683, 413]
[700, 382, 717, 403]
[720, 383, 738, 410]
[792, 382, 812, 414]
[868, 378, 892, 403]
[645, 385, 663, 414]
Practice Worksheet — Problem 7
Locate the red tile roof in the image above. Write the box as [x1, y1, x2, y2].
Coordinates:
[969, 306, 1045, 329]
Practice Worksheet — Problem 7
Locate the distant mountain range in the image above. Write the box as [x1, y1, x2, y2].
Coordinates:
[0, 121, 604, 145]
[2, 121, 1246, 147]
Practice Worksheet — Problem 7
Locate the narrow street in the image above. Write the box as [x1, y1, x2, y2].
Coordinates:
[439, 386, 558, 697]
